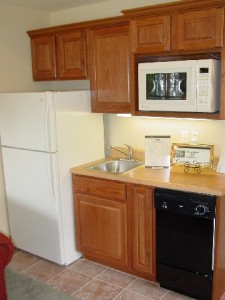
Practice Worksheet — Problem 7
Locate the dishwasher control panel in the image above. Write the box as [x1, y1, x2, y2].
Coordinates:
[155, 188, 216, 219]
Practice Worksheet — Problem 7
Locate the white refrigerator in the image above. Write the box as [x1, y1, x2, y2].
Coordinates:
[0, 91, 105, 265]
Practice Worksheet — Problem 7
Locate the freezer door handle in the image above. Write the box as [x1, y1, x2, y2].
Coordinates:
[44, 92, 57, 152]
[44, 96, 51, 152]
[45, 97, 49, 151]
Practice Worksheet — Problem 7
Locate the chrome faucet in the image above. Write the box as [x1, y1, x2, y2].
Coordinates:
[109, 144, 134, 160]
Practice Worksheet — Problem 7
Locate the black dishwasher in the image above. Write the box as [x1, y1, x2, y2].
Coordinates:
[155, 188, 216, 300]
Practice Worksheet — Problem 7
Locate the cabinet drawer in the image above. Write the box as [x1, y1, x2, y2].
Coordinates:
[73, 175, 127, 201]
[177, 8, 224, 50]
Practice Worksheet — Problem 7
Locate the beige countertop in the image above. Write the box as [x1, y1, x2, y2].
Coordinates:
[71, 157, 225, 197]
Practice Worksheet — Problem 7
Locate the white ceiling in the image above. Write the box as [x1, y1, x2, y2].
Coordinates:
[0, 0, 112, 12]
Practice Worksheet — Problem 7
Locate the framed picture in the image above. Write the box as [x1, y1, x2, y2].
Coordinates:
[171, 143, 214, 168]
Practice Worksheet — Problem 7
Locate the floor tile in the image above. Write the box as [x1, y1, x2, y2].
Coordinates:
[8, 251, 41, 272]
[72, 278, 123, 300]
[163, 290, 196, 300]
[97, 268, 135, 289]
[46, 269, 92, 295]
[127, 278, 167, 299]
[22, 259, 64, 282]
[69, 258, 107, 277]
[115, 290, 150, 299]
[8, 251, 197, 300]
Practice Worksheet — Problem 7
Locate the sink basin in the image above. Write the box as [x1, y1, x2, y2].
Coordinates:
[87, 159, 143, 174]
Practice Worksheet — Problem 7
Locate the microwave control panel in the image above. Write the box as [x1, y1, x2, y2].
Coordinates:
[197, 68, 211, 105]
[196, 59, 220, 113]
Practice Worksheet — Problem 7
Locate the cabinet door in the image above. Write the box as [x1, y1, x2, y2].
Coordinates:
[88, 25, 130, 113]
[132, 186, 155, 280]
[177, 8, 224, 50]
[56, 31, 87, 79]
[75, 194, 129, 267]
[130, 15, 170, 53]
[30, 35, 56, 80]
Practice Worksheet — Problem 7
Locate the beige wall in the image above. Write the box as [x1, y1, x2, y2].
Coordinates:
[51, 0, 175, 25]
[0, 3, 52, 234]
[0, 2, 52, 92]
[103, 115, 225, 158]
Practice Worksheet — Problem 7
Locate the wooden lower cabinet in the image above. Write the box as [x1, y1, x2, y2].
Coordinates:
[75, 193, 129, 267]
[73, 175, 156, 280]
[131, 185, 156, 281]
[73, 175, 129, 269]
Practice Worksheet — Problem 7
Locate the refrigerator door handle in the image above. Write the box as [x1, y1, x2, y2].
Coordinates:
[44, 96, 50, 152]
[47, 154, 58, 211]
[44, 92, 57, 153]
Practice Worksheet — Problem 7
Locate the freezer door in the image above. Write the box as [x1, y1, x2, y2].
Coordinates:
[0, 92, 57, 152]
[2, 147, 65, 264]
[54, 90, 91, 113]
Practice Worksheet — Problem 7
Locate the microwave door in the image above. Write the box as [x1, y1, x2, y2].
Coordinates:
[147, 73, 167, 100]
[166, 72, 186, 100]
[138, 61, 197, 112]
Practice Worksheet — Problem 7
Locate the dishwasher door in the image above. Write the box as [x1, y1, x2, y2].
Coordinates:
[155, 188, 216, 300]
[157, 210, 214, 274]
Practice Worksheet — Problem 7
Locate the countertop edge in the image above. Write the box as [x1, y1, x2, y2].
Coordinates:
[70, 157, 225, 197]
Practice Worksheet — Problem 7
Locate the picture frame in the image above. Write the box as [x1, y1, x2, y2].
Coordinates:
[171, 143, 214, 168]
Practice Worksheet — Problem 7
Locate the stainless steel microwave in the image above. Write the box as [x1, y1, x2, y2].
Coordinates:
[138, 59, 220, 113]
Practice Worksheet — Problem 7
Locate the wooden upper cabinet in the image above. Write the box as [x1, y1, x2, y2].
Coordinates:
[30, 35, 56, 80]
[29, 30, 88, 80]
[88, 24, 131, 113]
[56, 31, 87, 79]
[177, 8, 224, 51]
[130, 15, 171, 53]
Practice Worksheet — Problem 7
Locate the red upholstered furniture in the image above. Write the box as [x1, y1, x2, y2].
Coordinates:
[0, 233, 15, 300]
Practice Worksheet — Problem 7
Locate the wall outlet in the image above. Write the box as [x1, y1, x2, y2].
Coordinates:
[181, 130, 189, 143]
[191, 131, 199, 144]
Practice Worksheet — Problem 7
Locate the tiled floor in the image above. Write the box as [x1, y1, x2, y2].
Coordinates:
[7, 249, 195, 300]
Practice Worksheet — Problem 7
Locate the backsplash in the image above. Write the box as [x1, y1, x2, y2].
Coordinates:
[103, 114, 225, 157]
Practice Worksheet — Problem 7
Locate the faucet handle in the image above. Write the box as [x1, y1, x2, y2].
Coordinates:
[124, 144, 133, 150]
[124, 144, 133, 159]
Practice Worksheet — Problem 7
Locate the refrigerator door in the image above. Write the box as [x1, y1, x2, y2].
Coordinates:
[0, 92, 57, 152]
[2, 147, 65, 264]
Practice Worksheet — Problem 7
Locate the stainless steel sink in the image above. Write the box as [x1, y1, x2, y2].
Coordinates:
[87, 159, 143, 174]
